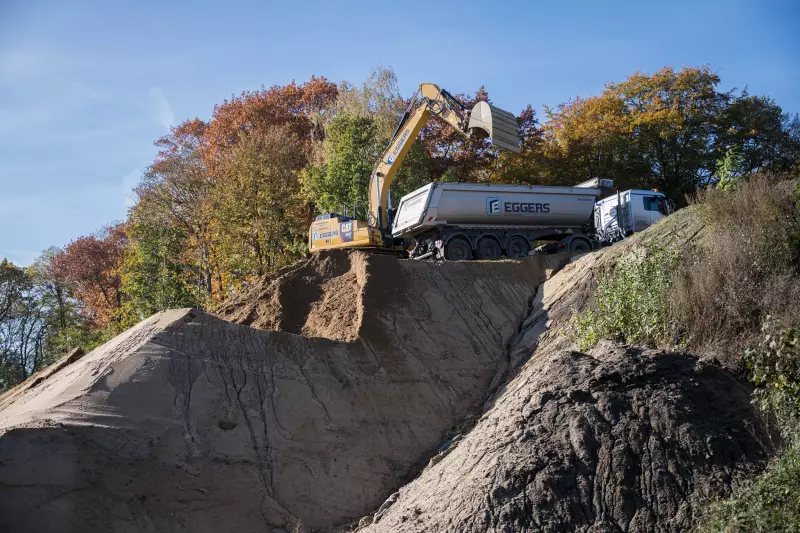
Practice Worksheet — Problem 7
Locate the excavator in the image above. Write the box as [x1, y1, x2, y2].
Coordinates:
[308, 82, 521, 253]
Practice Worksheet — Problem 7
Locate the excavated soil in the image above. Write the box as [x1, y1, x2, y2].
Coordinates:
[358, 208, 777, 533]
[215, 251, 370, 341]
[0, 251, 568, 533]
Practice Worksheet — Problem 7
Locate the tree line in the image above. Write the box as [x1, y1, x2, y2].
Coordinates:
[1, 65, 798, 389]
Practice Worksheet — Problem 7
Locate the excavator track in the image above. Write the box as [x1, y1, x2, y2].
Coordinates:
[354, 247, 409, 259]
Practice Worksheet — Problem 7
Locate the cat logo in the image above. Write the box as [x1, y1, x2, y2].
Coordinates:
[340, 221, 354, 242]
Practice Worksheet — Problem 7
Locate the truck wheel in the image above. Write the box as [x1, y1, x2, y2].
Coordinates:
[445, 238, 472, 261]
[569, 238, 592, 253]
[506, 236, 530, 259]
[476, 238, 502, 260]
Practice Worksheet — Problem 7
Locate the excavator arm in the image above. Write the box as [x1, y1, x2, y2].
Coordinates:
[368, 83, 520, 237]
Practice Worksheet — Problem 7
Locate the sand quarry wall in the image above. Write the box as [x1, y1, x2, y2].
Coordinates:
[0, 251, 568, 533]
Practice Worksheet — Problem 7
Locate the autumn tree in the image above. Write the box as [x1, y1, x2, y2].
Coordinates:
[509, 66, 788, 200]
[204, 76, 338, 170]
[213, 126, 309, 286]
[336, 66, 406, 142]
[52, 224, 127, 328]
[493, 105, 562, 185]
[136, 119, 220, 296]
[415, 86, 498, 183]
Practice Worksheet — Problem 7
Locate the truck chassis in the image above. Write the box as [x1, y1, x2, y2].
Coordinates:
[410, 226, 595, 260]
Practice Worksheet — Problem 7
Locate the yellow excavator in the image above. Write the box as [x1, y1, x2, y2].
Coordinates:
[308, 82, 521, 253]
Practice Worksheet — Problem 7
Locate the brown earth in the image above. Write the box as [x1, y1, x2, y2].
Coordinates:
[215, 251, 371, 341]
[357, 208, 776, 533]
[0, 251, 568, 533]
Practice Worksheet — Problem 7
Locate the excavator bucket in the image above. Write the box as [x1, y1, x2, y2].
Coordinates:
[468, 101, 521, 153]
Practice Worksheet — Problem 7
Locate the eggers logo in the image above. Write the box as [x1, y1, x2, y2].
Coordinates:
[386, 128, 412, 165]
[486, 197, 501, 216]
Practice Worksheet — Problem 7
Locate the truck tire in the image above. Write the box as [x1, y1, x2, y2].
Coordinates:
[445, 238, 472, 261]
[505, 236, 530, 259]
[569, 238, 592, 253]
[476, 237, 502, 260]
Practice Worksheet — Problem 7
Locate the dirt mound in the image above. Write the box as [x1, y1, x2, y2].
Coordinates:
[215, 250, 369, 341]
[0, 252, 569, 533]
[360, 344, 774, 533]
[358, 208, 775, 533]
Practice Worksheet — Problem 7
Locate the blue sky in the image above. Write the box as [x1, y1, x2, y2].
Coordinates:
[1, 0, 798, 266]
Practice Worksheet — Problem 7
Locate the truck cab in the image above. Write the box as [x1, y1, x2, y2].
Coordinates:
[594, 190, 669, 242]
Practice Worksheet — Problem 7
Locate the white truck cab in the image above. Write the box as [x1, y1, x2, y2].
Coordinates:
[594, 189, 670, 242]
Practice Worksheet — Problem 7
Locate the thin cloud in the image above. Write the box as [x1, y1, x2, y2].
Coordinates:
[0, 46, 62, 83]
[122, 168, 141, 209]
[148, 86, 174, 132]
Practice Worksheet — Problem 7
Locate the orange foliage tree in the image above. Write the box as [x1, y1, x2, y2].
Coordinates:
[51, 224, 127, 328]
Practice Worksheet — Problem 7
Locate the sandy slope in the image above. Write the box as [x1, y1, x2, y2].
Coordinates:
[0, 251, 566, 532]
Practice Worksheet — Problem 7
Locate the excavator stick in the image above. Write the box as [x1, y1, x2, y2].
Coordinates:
[467, 101, 521, 153]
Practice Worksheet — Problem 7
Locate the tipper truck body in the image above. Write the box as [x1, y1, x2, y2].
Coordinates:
[392, 180, 669, 260]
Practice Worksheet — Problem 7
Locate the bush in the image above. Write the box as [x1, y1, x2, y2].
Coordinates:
[570, 174, 800, 530]
[699, 315, 800, 532]
[673, 175, 800, 354]
[748, 319, 800, 439]
[690, 177, 800, 532]
[571, 244, 679, 351]
[698, 440, 800, 533]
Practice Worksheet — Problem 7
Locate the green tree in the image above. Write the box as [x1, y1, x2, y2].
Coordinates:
[716, 93, 800, 174]
[121, 201, 203, 325]
[28, 248, 98, 363]
[0, 260, 43, 388]
[303, 114, 378, 217]
[714, 146, 746, 190]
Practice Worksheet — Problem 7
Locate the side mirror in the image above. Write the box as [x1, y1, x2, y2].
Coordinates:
[468, 101, 521, 153]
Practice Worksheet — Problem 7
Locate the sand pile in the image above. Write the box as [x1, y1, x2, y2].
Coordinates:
[0, 251, 567, 532]
[215, 251, 370, 341]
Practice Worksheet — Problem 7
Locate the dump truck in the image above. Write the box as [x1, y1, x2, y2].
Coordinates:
[392, 179, 670, 260]
[308, 82, 521, 254]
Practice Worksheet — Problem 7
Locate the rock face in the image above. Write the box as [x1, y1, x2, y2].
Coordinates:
[0, 251, 566, 533]
[359, 209, 776, 533]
